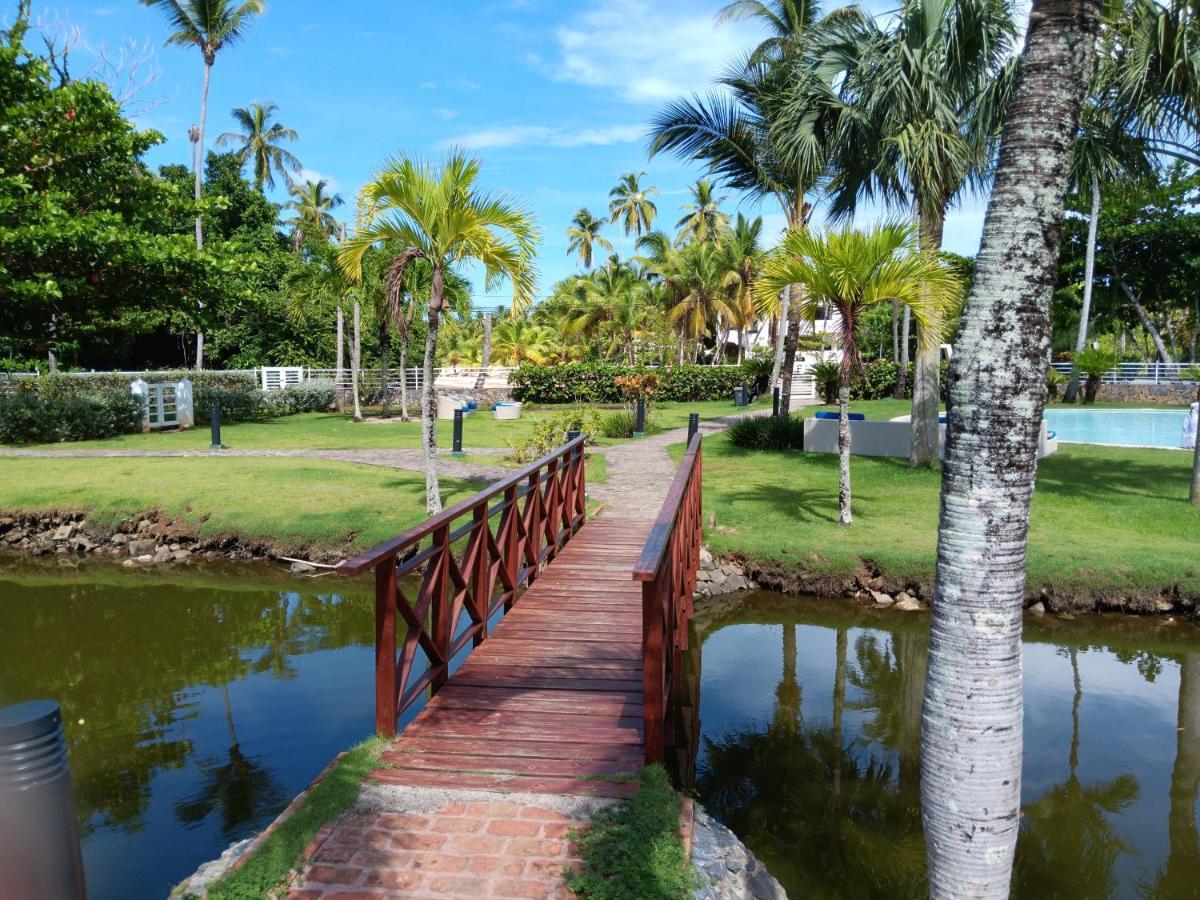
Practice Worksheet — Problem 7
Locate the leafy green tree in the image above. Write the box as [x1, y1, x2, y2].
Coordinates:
[216, 100, 301, 192]
[675, 178, 731, 244]
[140, 0, 265, 368]
[661, 241, 736, 364]
[565, 208, 612, 269]
[285, 179, 343, 250]
[339, 152, 537, 514]
[608, 171, 659, 237]
[0, 13, 227, 371]
[756, 224, 956, 525]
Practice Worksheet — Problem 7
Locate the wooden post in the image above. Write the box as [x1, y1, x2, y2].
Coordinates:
[375, 561, 398, 737]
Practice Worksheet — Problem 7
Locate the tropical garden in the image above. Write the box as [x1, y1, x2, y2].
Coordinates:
[1, 0, 1200, 898]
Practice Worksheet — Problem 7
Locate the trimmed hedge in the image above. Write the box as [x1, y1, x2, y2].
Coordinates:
[510, 363, 754, 404]
[0, 389, 143, 443]
[4, 370, 257, 398]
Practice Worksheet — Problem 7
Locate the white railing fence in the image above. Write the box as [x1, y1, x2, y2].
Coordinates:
[1051, 362, 1197, 384]
[131, 378, 194, 430]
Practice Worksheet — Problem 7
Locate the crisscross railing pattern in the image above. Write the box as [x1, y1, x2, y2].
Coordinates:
[632, 433, 702, 764]
[338, 435, 587, 735]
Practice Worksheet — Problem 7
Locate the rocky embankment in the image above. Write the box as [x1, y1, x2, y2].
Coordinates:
[0, 511, 321, 566]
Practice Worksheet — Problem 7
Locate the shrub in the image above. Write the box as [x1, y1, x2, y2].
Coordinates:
[1046, 367, 1068, 401]
[195, 384, 263, 423]
[809, 361, 841, 404]
[741, 354, 774, 393]
[510, 363, 752, 404]
[1073, 348, 1119, 403]
[506, 407, 604, 463]
[0, 389, 142, 444]
[728, 413, 806, 451]
[261, 379, 337, 417]
[599, 410, 662, 439]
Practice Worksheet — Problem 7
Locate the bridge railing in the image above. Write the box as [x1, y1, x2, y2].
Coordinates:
[338, 435, 588, 736]
[633, 433, 703, 764]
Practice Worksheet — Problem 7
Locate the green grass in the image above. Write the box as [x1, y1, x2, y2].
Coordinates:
[0, 457, 482, 555]
[199, 737, 388, 900]
[567, 765, 698, 900]
[24, 399, 768, 453]
[673, 430, 1200, 598]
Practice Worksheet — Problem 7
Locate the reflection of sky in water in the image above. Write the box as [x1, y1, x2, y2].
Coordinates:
[698, 616, 1194, 895]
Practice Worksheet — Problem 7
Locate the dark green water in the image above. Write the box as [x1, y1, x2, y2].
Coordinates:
[689, 593, 1200, 899]
[0, 560, 378, 900]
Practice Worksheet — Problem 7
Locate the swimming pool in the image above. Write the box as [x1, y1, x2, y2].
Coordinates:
[1043, 408, 1190, 448]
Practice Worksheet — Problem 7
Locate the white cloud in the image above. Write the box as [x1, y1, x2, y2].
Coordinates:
[418, 80, 437, 90]
[550, 0, 760, 104]
[440, 123, 645, 151]
[267, 46, 294, 58]
[433, 107, 460, 121]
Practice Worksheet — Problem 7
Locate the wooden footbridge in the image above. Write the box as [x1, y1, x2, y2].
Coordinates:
[337, 433, 702, 800]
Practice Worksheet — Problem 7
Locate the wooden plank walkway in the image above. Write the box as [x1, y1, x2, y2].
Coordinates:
[366, 516, 652, 800]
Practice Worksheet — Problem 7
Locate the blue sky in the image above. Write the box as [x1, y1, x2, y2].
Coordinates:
[22, 0, 989, 307]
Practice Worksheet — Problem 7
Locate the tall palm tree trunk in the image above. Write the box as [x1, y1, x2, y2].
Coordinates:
[1117, 274, 1174, 362]
[895, 305, 911, 398]
[1190, 382, 1199, 506]
[481, 313, 493, 369]
[1165, 653, 1200, 885]
[422, 268, 445, 515]
[399, 340, 410, 421]
[921, 0, 1100, 893]
[837, 375, 852, 525]
[892, 299, 900, 363]
[910, 206, 945, 467]
[378, 320, 391, 419]
[335, 304, 345, 411]
[351, 299, 363, 422]
[1064, 178, 1102, 403]
[194, 60, 212, 370]
[779, 297, 800, 416]
[770, 289, 791, 393]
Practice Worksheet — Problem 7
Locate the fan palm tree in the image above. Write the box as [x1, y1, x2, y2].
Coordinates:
[650, 3, 847, 409]
[608, 172, 659, 237]
[141, 0, 264, 369]
[339, 152, 538, 514]
[565, 208, 613, 269]
[216, 100, 301, 192]
[676, 178, 731, 244]
[756, 224, 956, 525]
[816, 0, 1016, 465]
[920, 0, 1101, 891]
[285, 179, 344, 250]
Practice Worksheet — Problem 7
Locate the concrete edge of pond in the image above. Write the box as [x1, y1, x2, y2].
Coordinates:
[689, 804, 789, 900]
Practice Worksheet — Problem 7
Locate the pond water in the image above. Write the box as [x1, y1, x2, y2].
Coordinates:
[0, 560, 378, 900]
[688, 592, 1200, 898]
[3, 564, 1198, 899]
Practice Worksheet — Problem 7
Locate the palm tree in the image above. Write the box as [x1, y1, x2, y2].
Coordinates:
[756, 224, 955, 525]
[608, 171, 659, 237]
[675, 178, 731, 244]
[661, 241, 737, 364]
[339, 152, 538, 514]
[216, 100, 301, 192]
[572, 261, 660, 364]
[565, 208, 613, 269]
[818, 0, 1016, 466]
[650, 3, 845, 409]
[920, 0, 1102, 892]
[285, 179, 343, 250]
[717, 213, 765, 362]
[490, 318, 555, 366]
[140, 0, 264, 369]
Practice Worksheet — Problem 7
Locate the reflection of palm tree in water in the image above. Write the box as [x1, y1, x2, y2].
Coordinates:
[1146, 651, 1200, 898]
[773, 624, 801, 734]
[849, 630, 926, 786]
[1013, 648, 1139, 898]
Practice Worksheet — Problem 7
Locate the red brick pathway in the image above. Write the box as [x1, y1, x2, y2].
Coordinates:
[289, 799, 585, 899]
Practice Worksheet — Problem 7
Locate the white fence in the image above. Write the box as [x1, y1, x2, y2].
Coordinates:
[1051, 362, 1196, 384]
[131, 378, 194, 430]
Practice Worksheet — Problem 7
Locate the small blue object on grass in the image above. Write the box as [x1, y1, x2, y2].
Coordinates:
[815, 411, 865, 421]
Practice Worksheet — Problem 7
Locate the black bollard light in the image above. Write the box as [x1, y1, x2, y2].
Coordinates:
[209, 404, 223, 450]
[566, 429, 581, 442]
[687, 412, 700, 445]
[452, 408, 464, 456]
[772, 387, 781, 417]
[0, 701, 87, 899]
[634, 395, 646, 438]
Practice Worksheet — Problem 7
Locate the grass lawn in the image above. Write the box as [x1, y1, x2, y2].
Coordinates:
[0, 457, 485, 554]
[21, 398, 768, 453]
[673, 429, 1200, 598]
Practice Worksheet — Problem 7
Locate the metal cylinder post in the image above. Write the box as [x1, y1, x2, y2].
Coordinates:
[687, 413, 699, 445]
[209, 404, 223, 450]
[634, 396, 646, 438]
[566, 429, 580, 442]
[772, 387, 780, 417]
[452, 409, 464, 456]
[0, 700, 86, 899]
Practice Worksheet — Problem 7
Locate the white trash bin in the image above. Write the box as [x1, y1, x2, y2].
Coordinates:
[493, 401, 523, 421]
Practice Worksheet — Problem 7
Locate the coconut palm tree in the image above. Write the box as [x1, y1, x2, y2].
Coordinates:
[817, 0, 1016, 466]
[571, 261, 660, 364]
[490, 317, 555, 366]
[285, 179, 344, 250]
[650, 3, 847, 409]
[717, 214, 765, 362]
[756, 223, 955, 525]
[339, 152, 538, 514]
[608, 172, 659, 237]
[140, 0, 264, 369]
[565, 208, 613, 269]
[675, 178, 731, 244]
[216, 100, 301, 192]
[661, 241, 737, 364]
[920, 0, 1102, 891]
